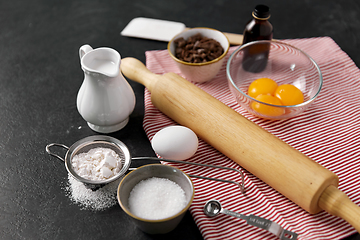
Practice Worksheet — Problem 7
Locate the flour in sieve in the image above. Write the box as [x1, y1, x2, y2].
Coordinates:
[71, 147, 122, 181]
[63, 173, 122, 211]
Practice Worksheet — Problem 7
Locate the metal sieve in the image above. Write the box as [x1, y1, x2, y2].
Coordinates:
[46, 135, 131, 190]
[46, 135, 245, 192]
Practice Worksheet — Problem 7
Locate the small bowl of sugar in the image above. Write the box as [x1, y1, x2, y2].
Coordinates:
[117, 164, 194, 234]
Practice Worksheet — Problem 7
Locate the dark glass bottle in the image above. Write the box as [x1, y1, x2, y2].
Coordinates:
[242, 5, 273, 72]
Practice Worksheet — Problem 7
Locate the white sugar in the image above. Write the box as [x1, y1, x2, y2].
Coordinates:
[64, 173, 122, 211]
[128, 177, 187, 220]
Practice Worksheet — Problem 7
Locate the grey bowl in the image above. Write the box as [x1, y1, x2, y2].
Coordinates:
[117, 164, 194, 234]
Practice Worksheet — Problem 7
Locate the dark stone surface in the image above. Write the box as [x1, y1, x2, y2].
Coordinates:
[0, 0, 359, 239]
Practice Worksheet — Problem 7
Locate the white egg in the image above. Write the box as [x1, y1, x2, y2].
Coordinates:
[151, 126, 198, 160]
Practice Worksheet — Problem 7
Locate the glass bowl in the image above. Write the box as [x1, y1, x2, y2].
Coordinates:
[226, 40, 322, 120]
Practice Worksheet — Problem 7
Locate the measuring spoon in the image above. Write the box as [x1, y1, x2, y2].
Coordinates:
[203, 200, 298, 240]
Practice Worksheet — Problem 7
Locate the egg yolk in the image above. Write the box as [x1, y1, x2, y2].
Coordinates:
[274, 84, 304, 106]
[248, 78, 278, 98]
[251, 94, 285, 117]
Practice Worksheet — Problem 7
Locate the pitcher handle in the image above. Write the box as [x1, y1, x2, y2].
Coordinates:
[79, 44, 93, 60]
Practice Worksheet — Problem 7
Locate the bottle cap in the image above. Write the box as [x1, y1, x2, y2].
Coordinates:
[253, 5, 271, 20]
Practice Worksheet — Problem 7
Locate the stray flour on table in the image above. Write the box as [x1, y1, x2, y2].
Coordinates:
[63, 173, 122, 211]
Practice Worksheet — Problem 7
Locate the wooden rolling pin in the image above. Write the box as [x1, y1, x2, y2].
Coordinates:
[120, 57, 360, 232]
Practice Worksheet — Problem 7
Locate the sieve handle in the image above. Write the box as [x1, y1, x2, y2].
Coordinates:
[132, 157, 245, 194]
[45, 143, 69, 162]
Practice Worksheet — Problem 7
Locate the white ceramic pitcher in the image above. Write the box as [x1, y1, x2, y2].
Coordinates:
[77, 44, 135, 133]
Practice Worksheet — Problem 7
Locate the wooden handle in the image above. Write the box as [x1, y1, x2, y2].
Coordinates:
[222, 31, 244, 45]
[319, 185, 360, 232]
[120, 57, 158, 91]
[184, 27, 244, 45]
[121, 57, 359, 232]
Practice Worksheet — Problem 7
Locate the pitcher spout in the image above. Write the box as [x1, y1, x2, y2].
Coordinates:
[79, 44, 121, 78]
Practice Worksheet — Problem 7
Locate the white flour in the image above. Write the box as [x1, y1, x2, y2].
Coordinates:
[63, 173, 122, 211]
[71, 147, 122, 181]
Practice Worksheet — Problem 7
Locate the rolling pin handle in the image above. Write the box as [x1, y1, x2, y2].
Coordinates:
[319, 185, 360, 232]
[120, 57, 158, 91]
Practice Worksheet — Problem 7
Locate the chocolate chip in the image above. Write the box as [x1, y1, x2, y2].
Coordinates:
[173, 33, 224, 63]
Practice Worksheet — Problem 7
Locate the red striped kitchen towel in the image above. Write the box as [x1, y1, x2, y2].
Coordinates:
[143, 37, 360, 240]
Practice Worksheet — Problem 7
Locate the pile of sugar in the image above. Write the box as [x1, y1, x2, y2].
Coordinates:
[64, 174, 122, 211]
[71, 147, 122, 180]
[128, 177, 187, 220]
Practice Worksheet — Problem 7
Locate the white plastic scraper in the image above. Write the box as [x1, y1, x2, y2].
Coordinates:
[121, 17, 244, 45]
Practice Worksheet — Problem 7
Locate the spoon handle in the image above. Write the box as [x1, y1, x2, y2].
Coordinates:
[221, 208, 248, 221]
[222, 209, 298, 240]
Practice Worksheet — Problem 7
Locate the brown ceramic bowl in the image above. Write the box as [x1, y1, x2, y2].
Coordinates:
[117, 164, 195, 234]
[168, 27, 230, 83]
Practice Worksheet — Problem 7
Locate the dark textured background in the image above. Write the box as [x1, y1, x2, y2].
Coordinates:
[0, 0, 359, 239]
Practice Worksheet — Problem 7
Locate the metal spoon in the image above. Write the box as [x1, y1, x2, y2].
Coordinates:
[204, 200, 298, 240]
